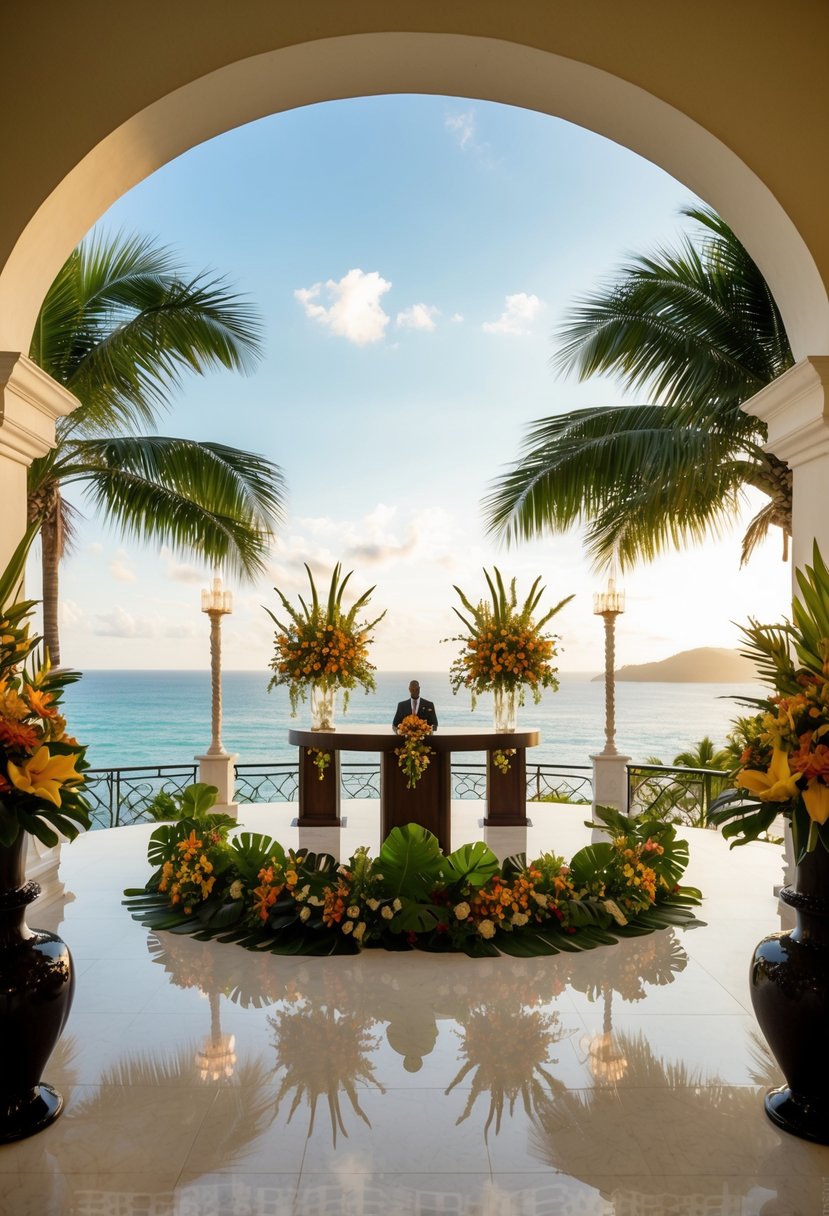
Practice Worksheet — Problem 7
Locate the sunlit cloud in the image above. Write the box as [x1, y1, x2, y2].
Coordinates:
[444, 110, 476, 150]
[109, 551, 136, 583]
[482, 292, 544, 335]
[396, 303, 439, 331]
[295, 268, 391, 345]
[94, 607, 147, 638]
[160, 546, 205, 585]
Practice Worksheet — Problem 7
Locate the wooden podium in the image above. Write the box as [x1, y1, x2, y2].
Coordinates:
[288, 725, 540, 852]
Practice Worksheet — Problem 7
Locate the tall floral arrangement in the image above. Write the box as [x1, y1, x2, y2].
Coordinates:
[710, 544, 829, 861]
[266, 564, 385, 716]
[445, 567, 573, 709]
[0, 528, 90, 846]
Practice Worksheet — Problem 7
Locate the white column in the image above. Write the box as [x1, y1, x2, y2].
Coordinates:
[0, 352, 79, 572]
[0, 355, 79, 902]
[742, 357, 829, 575]
[742, 356, 829, 899]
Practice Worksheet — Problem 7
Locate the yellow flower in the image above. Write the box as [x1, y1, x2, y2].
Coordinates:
[803, 780, 829, 825]
[737, 748, 801, 802]
[7, 746, 83, 806]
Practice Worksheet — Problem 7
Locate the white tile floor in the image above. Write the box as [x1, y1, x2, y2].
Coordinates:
[2, 802, 828, 1216]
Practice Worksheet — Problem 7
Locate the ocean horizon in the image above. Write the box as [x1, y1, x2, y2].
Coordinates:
[61, 669, 765, 772]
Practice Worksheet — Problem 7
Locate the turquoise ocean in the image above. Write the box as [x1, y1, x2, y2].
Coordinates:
[61, 670, 763, 772]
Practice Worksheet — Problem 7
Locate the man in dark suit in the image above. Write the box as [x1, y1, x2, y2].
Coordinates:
[392, 679, 438, 731]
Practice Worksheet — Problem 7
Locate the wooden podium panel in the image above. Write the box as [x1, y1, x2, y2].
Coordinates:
[296, 745, 341, 826]
[485, 748, 530, 827]
[380, 751, 452, 852]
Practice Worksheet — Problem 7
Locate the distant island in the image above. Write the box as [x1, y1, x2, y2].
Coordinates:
[592, 646, 759, 683]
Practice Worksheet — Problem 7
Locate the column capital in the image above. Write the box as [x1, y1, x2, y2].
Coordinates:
[742, 356, 829, 468]
[0, 352, 78, 466]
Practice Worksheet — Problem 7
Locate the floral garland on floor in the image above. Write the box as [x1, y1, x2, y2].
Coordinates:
[124, 789, 702, 958]
[395, 714, 434, 788]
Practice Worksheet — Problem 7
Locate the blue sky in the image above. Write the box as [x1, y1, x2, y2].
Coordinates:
[38, 95, 792, 672]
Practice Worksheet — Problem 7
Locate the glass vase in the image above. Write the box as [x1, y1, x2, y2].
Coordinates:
[492, 686, 517, 732]
[310, 682, 336, 731]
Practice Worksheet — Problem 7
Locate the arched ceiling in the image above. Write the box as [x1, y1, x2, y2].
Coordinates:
[2, 4, 828, 357]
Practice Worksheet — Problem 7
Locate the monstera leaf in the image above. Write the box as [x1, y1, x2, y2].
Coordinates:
[229, 832, 283, 883]
[376, 824, 443, 901]
[568, 842, 614, 889]
[440, 841, 500, 889]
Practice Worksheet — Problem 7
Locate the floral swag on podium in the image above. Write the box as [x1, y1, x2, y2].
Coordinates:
[395, 714, 434, 788]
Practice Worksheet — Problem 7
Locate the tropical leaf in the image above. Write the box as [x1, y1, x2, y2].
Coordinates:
[568, 843, 614, 889]
[375, 823, 443, 901]
[229, 832, 283, 882]
[439, 841, 500, 889]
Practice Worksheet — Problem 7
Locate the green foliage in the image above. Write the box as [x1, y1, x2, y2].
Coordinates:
[484, 205, 794, 568]
[375, 823, 444, 901]
[145, 783, 220, 822]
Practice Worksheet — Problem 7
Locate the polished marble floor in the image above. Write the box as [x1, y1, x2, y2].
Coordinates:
[2, 801, 828, 1216]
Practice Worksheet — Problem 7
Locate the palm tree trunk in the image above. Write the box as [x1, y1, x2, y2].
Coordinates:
[40, 508, 61, 666]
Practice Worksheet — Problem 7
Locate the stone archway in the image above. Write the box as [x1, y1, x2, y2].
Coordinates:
[1, 28, 827, 358]
[3, 11, 829, 573]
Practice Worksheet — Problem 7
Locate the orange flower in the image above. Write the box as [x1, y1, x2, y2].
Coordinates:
[25, 687, 57, 719]
[0, 717, 39, 751]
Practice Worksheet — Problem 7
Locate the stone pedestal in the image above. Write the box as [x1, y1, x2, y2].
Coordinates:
[590, 751, 630, 842]
[195, 752, 238, 819]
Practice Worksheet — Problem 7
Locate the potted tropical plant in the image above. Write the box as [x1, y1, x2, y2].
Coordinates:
[0, 527, 91, 1142]
[710, 543, 829, 1144]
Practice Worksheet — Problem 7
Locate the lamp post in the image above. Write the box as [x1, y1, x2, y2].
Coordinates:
[593, 575, 625, 757]
[590, 570, 630, 821]
[196, 575, 238, 818]
[201, 576, 232, 756]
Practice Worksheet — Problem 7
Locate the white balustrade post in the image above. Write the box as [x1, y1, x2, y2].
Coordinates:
[196, 577, 238, 818]
[591, 573, 630, 838]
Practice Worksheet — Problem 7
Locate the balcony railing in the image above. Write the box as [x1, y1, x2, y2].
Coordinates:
[627, 763, 731, 827]
[82, 759, 727, 829]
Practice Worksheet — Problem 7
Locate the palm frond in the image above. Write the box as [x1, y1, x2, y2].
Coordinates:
[32, 231, 264, 438]
[484, 404, 754, 567]
[60, 435, 285, 579]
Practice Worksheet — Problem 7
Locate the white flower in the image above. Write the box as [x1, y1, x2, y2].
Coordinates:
[381, 905, 394, 920]
[299, 906, 311, 921]
[392, 898, 402, 912]
[453, 902, 470, 921]
[511, 912, 529, 927]
[353, 922, 366, 942]
[229, 880, 243, 901]
[532, 892, 548, 908]
[367, 898, 380, 911]
[342, 920, 354, 935]
[478, 919, 496, 940]
[347, 905, 360, 919]
[307, 895, 324, 907]
[295, 884, 310, 903]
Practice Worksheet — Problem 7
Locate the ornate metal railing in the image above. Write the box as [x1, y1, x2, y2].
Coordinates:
[82, 759, 727, 829]
[83, 764, 199, 829]
[82, 760, 598, 827]
[627, 763, 730, 827]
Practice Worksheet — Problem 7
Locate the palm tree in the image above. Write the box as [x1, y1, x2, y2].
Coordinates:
[27, 232, 286, 663]
[484, 206, 794, 570]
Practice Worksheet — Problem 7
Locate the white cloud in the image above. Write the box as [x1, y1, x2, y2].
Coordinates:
[396, 304, 439, 332]
[109, 552, 136, 583]
[482, 292, 544, 336]
[445, 110, 476, 150]
[94, 607, 145, 638]
[87, 542, 103, 555]
[160, 546, 204, 585]
[450, 313, 464, 323]
[60, 599, 84, 627]
[295, 268, 391, 345]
